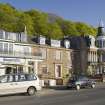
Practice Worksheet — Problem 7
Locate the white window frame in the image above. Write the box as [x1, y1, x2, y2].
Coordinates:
[55, 64, 62, 78]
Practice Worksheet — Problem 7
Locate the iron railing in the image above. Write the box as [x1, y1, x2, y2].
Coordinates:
[0, 51, 43, 59]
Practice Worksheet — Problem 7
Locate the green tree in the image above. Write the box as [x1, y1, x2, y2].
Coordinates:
[0, 3, 19, 32]
[16, 13, 34, 35]
[75, 22, 96, 36]
[26, 10, 49, 36]
[0, 3, 97, 39]
[57, 20, 79, 36]
[48, 22, 63, 39]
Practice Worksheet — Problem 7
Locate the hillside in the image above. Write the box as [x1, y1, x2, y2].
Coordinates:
[0, 3, 97, 39]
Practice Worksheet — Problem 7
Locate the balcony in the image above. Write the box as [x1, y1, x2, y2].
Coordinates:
[0, 51, 43, 60]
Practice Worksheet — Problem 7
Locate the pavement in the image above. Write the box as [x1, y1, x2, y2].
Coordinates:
[96, 82, 105, 87]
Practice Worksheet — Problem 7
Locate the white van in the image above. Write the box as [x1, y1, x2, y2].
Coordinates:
[0, 73, 42, 95]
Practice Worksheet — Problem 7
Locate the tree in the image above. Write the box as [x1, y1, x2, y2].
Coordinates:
[16, 13, 34, 35]
[0, 3, 97, 38]
[57, 20, 79, 36]
[75, 22, 96, 36]
[0, 3, 19, 32]
[26, 10, 49, 36]
[48, 22, 63, 39]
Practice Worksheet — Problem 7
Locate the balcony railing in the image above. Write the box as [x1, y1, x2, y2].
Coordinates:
[0, 51, 43, 59]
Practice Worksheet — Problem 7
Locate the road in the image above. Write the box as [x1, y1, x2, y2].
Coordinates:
[0, 84, 105, 105]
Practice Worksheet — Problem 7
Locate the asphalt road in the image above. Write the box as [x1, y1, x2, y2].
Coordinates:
[0, 84, 105, 105]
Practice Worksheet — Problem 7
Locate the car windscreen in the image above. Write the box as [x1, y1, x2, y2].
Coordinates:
[77, 76, 89, 81]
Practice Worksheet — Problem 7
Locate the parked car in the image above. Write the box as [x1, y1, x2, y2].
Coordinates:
[67, 75, 95, 90]
[0, 73, 42, 95]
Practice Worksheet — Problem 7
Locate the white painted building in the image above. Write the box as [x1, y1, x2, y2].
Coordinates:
[96, 20, 105, 74]
[0, 30, 43, 75]
[87, 35, 98, 75]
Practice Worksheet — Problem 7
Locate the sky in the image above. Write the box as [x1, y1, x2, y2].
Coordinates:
[0, 0, 105, 27]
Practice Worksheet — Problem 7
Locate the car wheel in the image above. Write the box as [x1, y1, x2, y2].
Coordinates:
[91, 84, 95, 88]
[27, 87, 36, 96]
[76, 85, 80, 90]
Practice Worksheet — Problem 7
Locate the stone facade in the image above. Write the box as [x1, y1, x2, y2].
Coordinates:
[32, 45, 72, 86]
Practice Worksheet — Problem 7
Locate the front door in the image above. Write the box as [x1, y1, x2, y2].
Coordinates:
[55, 64, 62, 78]
[55, 64, 63, 85]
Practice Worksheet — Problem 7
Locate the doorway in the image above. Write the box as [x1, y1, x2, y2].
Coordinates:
[6, 67, 12, 74]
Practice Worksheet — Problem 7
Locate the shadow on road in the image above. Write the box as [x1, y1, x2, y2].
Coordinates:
[44, 86, 74, 91]
[0, 93, 26, 97]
